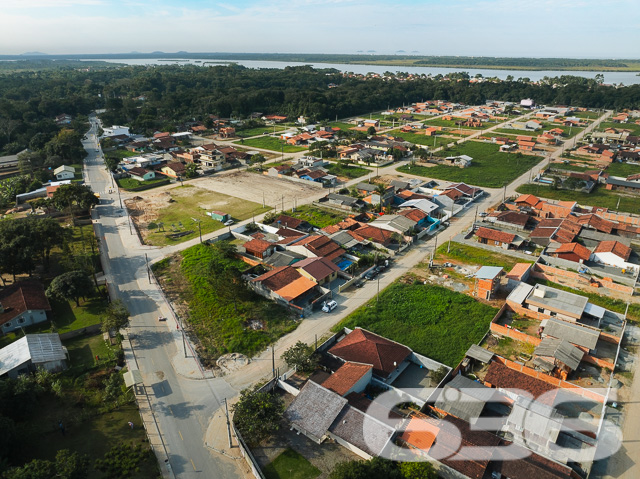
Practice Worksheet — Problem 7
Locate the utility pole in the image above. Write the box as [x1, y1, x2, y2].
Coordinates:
[503, 184, 506, 203]
[377, 275, 380, 303]
[128, 210, 133, 235]
[224, 398, 233, 448]
[145, 253, 150, 282]
[271, 347, 276, 378]
[262, 191, 265, 208]
[433, 233, 438, 260]
[448, 235, 452, 253]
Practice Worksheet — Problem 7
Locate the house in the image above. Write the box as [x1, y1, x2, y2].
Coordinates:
[353, 225, 395, 247]
[546, 242, 591, 263]
[398, 208, 429, 226]
[249, 266, 318, 306]
[372, 214, 416, 235]
[519, 140, 536, 151]
[434, 374, 498, 424]
[287, 235, 345, 262]
[0, 281, 52, 334]
[161, 162, 186, 178]
[102, 125, 130, 137]
[398, 199, 439, 216]
[55, 113, 72, 125]
[263, 250, 306, 268]
[475, 227, 517, 250]
[219, 127, 235, 138]
[53, 165, 75, 180]
[473, 266, 503, 300]
[324, 193, 366, 211]
[327, 328, 411, 382]
[294, 257, 340, 285]
[542, 318, 600, 352]
[268, 164, 292, 176]
[591, 240, 636, 271]
[443, 155, 472, 168]
[127, 167, 156, 182]
[605, 176, 640, 193]
[243, 239, 276, 259]
[533, 338, 584, 379]
[0, 334, 67, 379]
[328, 230, 367, 250]
[489, 211, 530, 231]
[272, 215, 313, 233]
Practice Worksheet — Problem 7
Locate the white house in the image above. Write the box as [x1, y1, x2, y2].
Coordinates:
[590, 240, 638, 272]
[0, 281, 51, 334]
[0, 334, 67, 378]
[102, 125, 130, 137]
[53, 165, 75, 180]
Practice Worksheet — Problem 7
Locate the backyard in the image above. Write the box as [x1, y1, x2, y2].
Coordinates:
[515, 183, 638, 215]
[235, 136, 307, 153]
[128, 184, 271, 246]
[263, 448, 320, 479]
[152, 243, 298, 365]
[333, 282, 498, 366]
[606, 161, 640, 177]
[397, 141, 543, 188]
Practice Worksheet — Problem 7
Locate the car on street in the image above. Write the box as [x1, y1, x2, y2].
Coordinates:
[322, 300, 338, 313]
[224, 219, 234, 226]
[364, 268, 379, 280]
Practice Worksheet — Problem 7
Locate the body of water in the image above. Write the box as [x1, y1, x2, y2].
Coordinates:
[89, 58, 640, 85]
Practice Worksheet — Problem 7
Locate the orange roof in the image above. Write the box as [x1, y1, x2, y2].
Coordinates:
[506, 263, 532, 280]
[321, 362, 372, 396]
[475, 227, 516, 244]
[274, 276, 317, 302]
[243, 238, 274, 254]
[553, 242, 591, 261]
[399, 416, 440, 452]
[515, 194, 540, 207]
[594, 240, 632, 261]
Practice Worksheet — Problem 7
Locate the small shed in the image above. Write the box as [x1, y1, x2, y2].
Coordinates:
[208, 211, 230, 222]
[0, 334, 67, 378]
[473, 266, 503, 300]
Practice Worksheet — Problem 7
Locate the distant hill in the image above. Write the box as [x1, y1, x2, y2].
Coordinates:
[21, 52, 48, 56]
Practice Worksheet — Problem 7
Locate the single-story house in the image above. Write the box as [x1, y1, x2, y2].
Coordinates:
[272, 215, 313, 233]
[590, 240, 637, 271]
[546, 242, 591, 263]
[475, 227, 518, 250]
[324, 193, 366, 211]
[243, 239, 276, 259]
[127, 167, 156, 182]
[353, 225, 395, 247]
[0, 333, 67, 378]
[0, 281, 51, 334]
[249, 265, 319, 307]
[161, 162, 186, 178]
[53, 165, 75, 180]
[295, 257, 340, 285]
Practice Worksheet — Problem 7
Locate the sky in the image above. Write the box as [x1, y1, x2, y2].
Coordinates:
[1, 0, 639, 58]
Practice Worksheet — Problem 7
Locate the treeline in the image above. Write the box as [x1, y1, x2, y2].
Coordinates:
[2, 64, 640, 154]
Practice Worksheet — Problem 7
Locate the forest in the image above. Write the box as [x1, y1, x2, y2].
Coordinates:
[2, 63, 640, 156]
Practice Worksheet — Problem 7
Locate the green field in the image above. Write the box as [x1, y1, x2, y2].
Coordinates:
[541, 123, 583, 138]
[324, 162, 370, 179]
[263, 448, 321, 479]
[606, 162, 640, 177]
[397, 142, 543, 188]
[236, 125, 286, 138]
[235, 136, 307, 153]
[280, 204, 349, 228]
[117, 176, 168, 190]
[153, 243, 297, 364]
[436, 243, 532, 271]
[386, 129, 455, 148]
[494, 127, 541, 136]
[333, 283, 497, 367]
[138, 185, 271, 246]
[515, 183, 638, 215]
[105, 149, 139, 160]
[597, 121, 640, 136]
[328, 121, 358, 131]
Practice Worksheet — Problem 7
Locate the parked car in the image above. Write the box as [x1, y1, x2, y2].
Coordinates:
[224, 219, 234, 226]
[322, 300, 338, 313]
[364, 269, 378, 280]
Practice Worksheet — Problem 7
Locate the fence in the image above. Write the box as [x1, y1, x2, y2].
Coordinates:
[59, 323, 102, 340]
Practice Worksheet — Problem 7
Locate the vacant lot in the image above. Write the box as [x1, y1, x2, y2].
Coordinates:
[127, 184, 270, 246]
[397, 141, 543, 188]
[598, 121, 640, 136]
[236, 136, 307, 153]
[324, 162, 370, 179]
[117, 176, 168, 190]
[236, 125, 286, 138]
[606, 162, 640, 177]
[263, 448, 320, 479]
[333, 282, 497, 366]
[153, 243, 297, 364]
[281, 204, 349, 228]
[573, 111, 603, 120]
[424, 117, 486, 130]
[515, 183, 638, 215]
[436, 243, 532, 271]
[386, 129, 454, 148]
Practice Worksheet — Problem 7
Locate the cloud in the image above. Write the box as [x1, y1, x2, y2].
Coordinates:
[4, 0, 104, 7]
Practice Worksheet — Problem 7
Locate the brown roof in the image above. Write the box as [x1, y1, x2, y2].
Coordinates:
[294, 257, 340, 282]
[491, 440, 576, 479]
[575, 214, 616, 234]
[328, 328, 411, 378]
[276, 228, 305, 239]
[515, 194, 541, 208]
[250, 266, 316, 301]
[273, 215, 307, 231]
[552, 242, 591, 261]
[475, 227, 516, 244]
[495, 211, 529, 228]
[353, 225, 394, 246]
[164, 162, 186, 174]
[398, 208, 428, 223]
[128, 167, 150, 177]
[290, 235, 345, 261]
[594, 240, 632, 261]
[484, 361, 558, 405]
[0, 281, 52, 326]
[243, 238, 274, 254]
[321, 362, 372, 396]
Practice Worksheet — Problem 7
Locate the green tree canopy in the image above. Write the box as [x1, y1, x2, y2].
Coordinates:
[51, 183, 99, 215]
[232, 385, 285, 446]
[329, 458, 403, 479]
[101, 299, 130, 333]
[281, 341, 318, 373]
[46, 270, 94, 307]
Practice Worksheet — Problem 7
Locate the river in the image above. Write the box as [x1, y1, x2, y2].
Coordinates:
[88, 58, 640, 85]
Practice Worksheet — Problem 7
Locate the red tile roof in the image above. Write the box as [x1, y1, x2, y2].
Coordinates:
[475, 227, 516, 244]
[0, 281, 51, 327]
[294, 257, 340, 282]
[321, 362, 372, 396]
[398, 208, 428, 223]
[552, 242, 591, 261]
[250, 266, 317, 301]
[290, 235, 345, 261]
[575, 214, 616, 234]
[243, 238, 274, 255]
[484, 362, 558, 405]
[273, 215, 307, 231]
[506, 263, 532, 280]
[594, 240, 632, 261]
[353, 225, 394, 245]
[515, 194, 541, 208]
[328, 328, 411, 378]
[398, 416, 440, 451]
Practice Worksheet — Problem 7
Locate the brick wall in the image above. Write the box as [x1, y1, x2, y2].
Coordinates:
[532, 263, 635, 295]
[490, 322, 542, 345]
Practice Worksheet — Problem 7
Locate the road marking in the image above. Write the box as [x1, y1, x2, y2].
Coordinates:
[160, 384, 165, 393]
[190, 459, 196, 471]
[168, 405, 174, 415]
[178, 430, 183, 441]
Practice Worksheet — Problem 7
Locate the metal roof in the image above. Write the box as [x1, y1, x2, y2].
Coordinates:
[474, 266, 503, 280]
[526, 284, 588, 319]
[435, 375, 495, 424]
[584, 302, 606, 320]
[0, 334, 65, 377]
[284, 381, 347, 440]
[506, 282, 534, 305]
[543, 319, 599, 350]
[507, 396, 564, 444]
[465, 344, 495, 364]
[534, 338, 584, 371]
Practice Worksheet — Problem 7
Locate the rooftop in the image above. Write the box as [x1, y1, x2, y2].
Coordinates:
[0, 333, 65, 377]
[543, 318, 599, 350]
[525, 284, 589, 319]
[0, 281, 51, 327]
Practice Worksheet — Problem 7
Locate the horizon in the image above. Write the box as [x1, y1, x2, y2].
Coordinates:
[1, 0, 639, 58]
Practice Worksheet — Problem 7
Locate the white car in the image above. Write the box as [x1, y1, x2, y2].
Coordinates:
[224, 219, 234, 226]
[322, 300, 338, 313]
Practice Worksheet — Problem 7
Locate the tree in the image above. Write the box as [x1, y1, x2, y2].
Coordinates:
[329, 458, 403, 479]
[399, 462, 437, 479]
[46, 270, 94, 307]
[51, 183, 98, 217]
[250, 153, 266, 170]
[101, 299, 130, 333]
[430, 366, 448, 384]
[104, 156, 120, 172]
[184, 162, 199, 178]
[367, 126, 377, 136]
[281, 341, 318, 373]
[53, 450, 89, 479]
[94, 444, 149, 478]
[232, 385, 285, 446]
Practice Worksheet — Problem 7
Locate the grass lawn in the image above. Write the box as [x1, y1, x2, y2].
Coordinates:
[597, 121, 640, 136]
[153, 243, 298, 364]
[50, 296, 108, 333]
[436, 243, 532, 271]
[494, 128, 541, 136]
[283, 204, 348, 228]
[541, 123, 583, 138]
[139, 185, 271, 247]
[606, 162, 640, 177]
[117, 176, 168, 190]
[573, 111, 604, 119]
[328, 121, 357, 131]
[424, 118, 485, 130]
[64, 333, 119, 372]
[333, 283, 497, 367]
[263, 448, 321, 479]
[386, 129, 454, 148]
[105, 149, 139, 160]
[515, 183, 638, 215]
[324, 162, 370, 179]
[236, 125, 286, 138]
[397, 142, 543, 188]
[235, 136, 307, 153]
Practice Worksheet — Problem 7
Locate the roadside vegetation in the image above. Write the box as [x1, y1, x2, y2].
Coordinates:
[333, 282, 497, 366]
